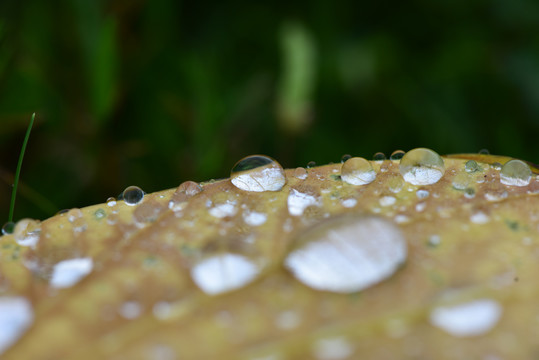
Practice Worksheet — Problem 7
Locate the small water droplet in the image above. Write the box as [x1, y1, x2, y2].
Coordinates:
[134, 201, 166, 226]
[190, 253, 261, 295]
[306, 161, 317, 169]
[1, 221, 15, 235]
[169, 181, 202, 211]
[500, 159, 532, 187]
[373, 152, 386, 161]
[464, 188, 476, 198]
[230, 155, 286, 192]
[340, 154, 352, 163]
[313, 337, 354, 360]
[428, 235, 441, 247]
[415, 202, 426, 212]
[50, 258, 93, 289]
[399, 148, 445, 185]
[13, 219, 41, 247]
[67, 208, 83, 223]
[294, 167, 308, 180]
[387, 175, 404, 193]
[491, 162, 502, 171]
[390, 150, 405, 161]
[452, 173, 471, 190]
[287, 189, 320, 216]
[416, 189, 429, 199]
[243, 211, 268, 226]
[0, 296, 33, 354]
[379, 196, 396, 207]
[478, 149, 490, 155]
[56, 209, 69, 215]
[208, 201, 237, 218]
[284, 214, 407, 293]
[340, 157, 376, 185]
[106, 197, 117, 207]
[470, 211, 490, 224]
[94, 208, 106, 219]
[122, 186, 145, 206]
[119, 301, 142, 319]
[341, 198, 357, 208]
[465, 160, 480, 173]
[430, 299, 502, 337]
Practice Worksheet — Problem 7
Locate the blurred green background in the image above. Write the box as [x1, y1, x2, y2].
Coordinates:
[1, 0, 539, 222]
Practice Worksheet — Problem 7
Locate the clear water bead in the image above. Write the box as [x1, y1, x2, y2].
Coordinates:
[230, 155, 286, 192]
[500, 159, 532, 187]
[340, 157, 376, 185]
[340, 154, 352, 163]
[190, 253, 260, 295]
[464, 160, 480, 173]
[169, 181, 202, 211]
[390, 150, 405, 161]
[284, 214, 407, 293]
[1, 222, 15, 235]
[373, 152, 386, 161]
[399, 148, 445, 185]
[122, 186, 145, 206]
[294, 167, 308, 180]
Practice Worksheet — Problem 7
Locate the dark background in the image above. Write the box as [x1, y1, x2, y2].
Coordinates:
[1, 0, 539, 222]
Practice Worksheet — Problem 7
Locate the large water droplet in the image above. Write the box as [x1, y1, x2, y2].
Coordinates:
[399, 148, 445, 185]
[340, 157, 376, 185]
[500, 159, 532, 187]
[50, 258, 93, 289]
[284, 214, 407, 293]
[430, 299, 502, 337]
[190, 253, 260, 295]
[0, 296, 33, 354]
[122, 186, 145, 206]
[230, 155, 286, 192]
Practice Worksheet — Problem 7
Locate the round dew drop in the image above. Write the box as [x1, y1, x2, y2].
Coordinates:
[1, 221, 15, 235]
[399, 148, 445, 185]
[284, 214, 407, 293]
[373, 152, 386, 161]
[390, 150, 405, 161]
[230, 155, 286, 192]
[340, 157, 376, 185]
[465, 160, 480, 173]
[500, 159, 532, 187]
[122, 186, 145, 206]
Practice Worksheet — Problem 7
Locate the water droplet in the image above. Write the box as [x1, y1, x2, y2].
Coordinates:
[50, 258, 93, 289]
[134, 201, 166, 225]
[399, 148, 445, 185]
[243, 211, 268, 226]
[208, 201, 237, 218]
[341, 198, 357, 208]
[284, 214, 407, 293]
[500, 159, 532, 187]
[1, 222, 15, 235]
[428, 235, 441, 247]
[416, 189, 429, 199]
[56, 209, 69, 215]
[470, 211, 490, 224]
[390, 150, 405, 161]
[94, 208, 106, 219]
[415, 202, 426, 212]
[478, 149, 490, 155]
[230, 155, 286, 192]
[387, 175, 404, 193]
[492, 162, 502, 171]
[190, 253, 261, 295]
[464, 188, 476, 198]
[340, 157, 376, 185]
[313, 337, 354, 360]
[0, 296, 33, 354]
[373, 152, 386, 161]
[287, 189, 320, 216]
[379, 196, 396, 207]
[106, 197, 117, 207]
[13, 219, 41, 248]
[465, 160, 480, 173]
[169, 181, 202, 211]
[122, 186, 145, 206]
[294, 167, 308, 180]
[67, 208, 83, 223]
[306, 161, 317, 169]
[430, 299, 502, 337]
[452, 173, 470, 190]
[340, 154, 352, 163]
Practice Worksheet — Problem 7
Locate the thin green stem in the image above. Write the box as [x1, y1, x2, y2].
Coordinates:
[8, 112, 35, 223]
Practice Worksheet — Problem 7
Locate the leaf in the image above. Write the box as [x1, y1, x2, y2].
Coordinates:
[1, 152, 539, 359]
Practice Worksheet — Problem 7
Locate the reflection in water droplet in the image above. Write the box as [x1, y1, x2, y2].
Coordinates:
[169, 181, 202, 211]
[190, 253, 260, 295]
[313, 337, 354, 360]
[294, 167, 308, 180]
[0, 296, 33, 354]
[13, 219, 41, 248]
[340, 157, 376, 185]
[1, 222, 15, 235]
[340, 154, 352, 163]
[122, 186, 145, 206]
[390, 150, 405, 161]
[284, 215, 407, 293]
[500, 159, 532, 187]
[465, 160, 480, 173]
[230, 155, 286, 192]
[430, 299, 502, 337]
[373, 152, 386, 161]
[50, 258, 93, 289]
[287, 189, 320, 216]
[400, 148, 445, 185]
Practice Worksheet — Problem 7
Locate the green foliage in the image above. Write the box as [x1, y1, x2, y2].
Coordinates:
[1, 0, 539, 221]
